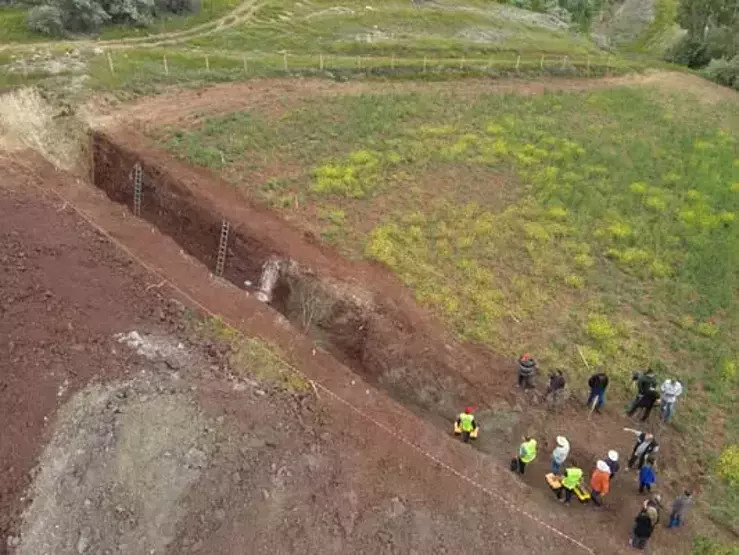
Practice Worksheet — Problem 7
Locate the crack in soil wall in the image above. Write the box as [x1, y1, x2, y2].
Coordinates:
[90, 130, 513, 435]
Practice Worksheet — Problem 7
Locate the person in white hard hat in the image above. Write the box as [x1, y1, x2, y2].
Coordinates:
[590, 460, 611, 506]
[552, 436, 570, 474]
[606, 450, 620, 479]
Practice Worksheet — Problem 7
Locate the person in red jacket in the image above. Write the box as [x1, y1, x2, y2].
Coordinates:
[590, 460, 611, 506]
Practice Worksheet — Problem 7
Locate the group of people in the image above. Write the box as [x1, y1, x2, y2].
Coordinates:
[504, 427, 693, 549]
[507, 354, 690, 550]
[518, 354, 685, 424]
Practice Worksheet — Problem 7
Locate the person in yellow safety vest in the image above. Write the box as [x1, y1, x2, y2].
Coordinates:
[455, 407, 478, 443]
[517, 436, 537, 475]
[557, 461, 583, 505]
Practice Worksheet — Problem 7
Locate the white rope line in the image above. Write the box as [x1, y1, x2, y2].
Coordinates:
[17, 169, 594, 554]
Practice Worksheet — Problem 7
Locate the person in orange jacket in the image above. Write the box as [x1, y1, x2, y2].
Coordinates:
[590, 460, 611, 506]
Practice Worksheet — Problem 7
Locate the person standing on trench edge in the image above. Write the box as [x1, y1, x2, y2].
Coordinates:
[517, 436, 537, 475]
[625, 429, 659, 471]
[517, 353, 537, 389]
[587, 371, 609, 413]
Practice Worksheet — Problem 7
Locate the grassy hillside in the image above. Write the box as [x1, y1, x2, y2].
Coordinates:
[2, 0, 641, 94]
[189, 0, 598, 56]
[154, 83, 739, 533]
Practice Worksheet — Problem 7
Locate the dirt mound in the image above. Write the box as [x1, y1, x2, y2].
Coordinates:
[18, 375, 210, 555]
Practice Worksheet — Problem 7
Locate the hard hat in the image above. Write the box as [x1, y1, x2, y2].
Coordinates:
[465, 406, 473, 414]
[596, 460, 610, 473]
[556, 436, 568, 447]
[608, 450, 619, 461]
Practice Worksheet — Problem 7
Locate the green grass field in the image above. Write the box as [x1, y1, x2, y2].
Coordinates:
[0, 5, 47, 42]
[154, 83, 739, 534]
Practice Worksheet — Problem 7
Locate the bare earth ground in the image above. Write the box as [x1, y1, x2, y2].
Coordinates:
[0, 157, 585, 555]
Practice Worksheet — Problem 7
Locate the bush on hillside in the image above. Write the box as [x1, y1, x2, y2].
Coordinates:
[508, 0, 602, 30]
[102, 0, 156, 26]
[53, 0, 111, 33]
[154, 0, 201, 14]
[26, 5, 64, 36]
[706, 26, 738, 60]
[665, 34, 711, 67]
[703, 56, 739, 90]
[26, 0, 199, 35]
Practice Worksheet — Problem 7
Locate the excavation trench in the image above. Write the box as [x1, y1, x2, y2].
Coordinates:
[91, 131, 510, 437]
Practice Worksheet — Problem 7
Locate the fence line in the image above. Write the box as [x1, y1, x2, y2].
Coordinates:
[94, 50, 645, 86]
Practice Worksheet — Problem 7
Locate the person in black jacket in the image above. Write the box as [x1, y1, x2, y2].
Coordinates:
[586, 372, 609, 412]
[627, 388, 660, 421]
[625, 429, 659, 470]
[631, 504, 656, 550]
[627, 369, 660, 421]
[517, 353, 537, 389]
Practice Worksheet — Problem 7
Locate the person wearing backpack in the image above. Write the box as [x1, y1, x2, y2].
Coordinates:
[630, 501, 656, 550]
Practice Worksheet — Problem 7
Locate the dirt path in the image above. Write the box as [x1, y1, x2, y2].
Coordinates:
[91, 70, 735, 132]
[0, 0, 260, 54]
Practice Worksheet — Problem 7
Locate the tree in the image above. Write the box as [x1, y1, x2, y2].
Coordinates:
[26, 5, 64, 36]
[677, 0, 738, 38]
[26, 0, 197, 35]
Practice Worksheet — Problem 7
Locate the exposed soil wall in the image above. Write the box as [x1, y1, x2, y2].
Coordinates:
[91, 130, 513, 423]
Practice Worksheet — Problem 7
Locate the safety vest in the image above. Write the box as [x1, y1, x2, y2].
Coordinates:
[458, 413, 475, 432]
[520, 439, 537, 463]
[562, 467, 583, 490]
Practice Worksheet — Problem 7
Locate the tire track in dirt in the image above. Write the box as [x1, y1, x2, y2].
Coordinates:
[0, 0, 261, 53]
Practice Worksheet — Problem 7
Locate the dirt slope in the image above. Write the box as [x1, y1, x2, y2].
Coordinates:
[0, 155, 594, 555]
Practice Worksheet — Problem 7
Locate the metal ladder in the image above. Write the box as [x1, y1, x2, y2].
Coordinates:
[132, 163, 143, 217]
[215, 220, 230, 277]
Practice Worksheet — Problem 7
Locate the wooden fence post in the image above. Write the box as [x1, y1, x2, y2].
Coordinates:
[205, 55, 210, 72]
[107, 52, 115, 75]
[163, 55, 169, 76]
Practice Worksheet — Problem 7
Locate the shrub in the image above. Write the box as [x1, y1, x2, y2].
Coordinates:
[155, 0, 200, 14]
[103, 0, 156, 26]
[702, 57, 739, 90]
[26, 5, 64, 36]
[56, 0, 110, 33]
[586, 313, 617, 344]
[717, 445, 739, 488]
[26, 0, 197, 34]
[665, 35, 711, 68]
